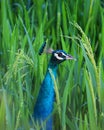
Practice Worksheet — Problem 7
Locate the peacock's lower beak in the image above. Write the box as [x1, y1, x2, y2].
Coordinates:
[66, 54, 76, 61]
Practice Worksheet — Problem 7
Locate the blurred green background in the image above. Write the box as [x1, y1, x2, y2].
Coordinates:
[0, 0, 104, 130]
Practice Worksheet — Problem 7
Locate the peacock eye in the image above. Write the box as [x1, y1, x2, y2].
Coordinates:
[57, 53, 62, 57]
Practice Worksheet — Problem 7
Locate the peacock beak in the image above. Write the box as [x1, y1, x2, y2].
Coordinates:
[66, 54, 76, 61]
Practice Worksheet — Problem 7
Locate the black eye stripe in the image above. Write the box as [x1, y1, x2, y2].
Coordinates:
[57, 52, 62, 56]
[57, 52, 66, 58]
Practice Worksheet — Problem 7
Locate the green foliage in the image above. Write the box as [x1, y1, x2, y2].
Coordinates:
[0, 0, 104, 130]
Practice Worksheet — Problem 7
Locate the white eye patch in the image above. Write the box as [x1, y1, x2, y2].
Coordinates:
[54, 53, 65, 60]
[61, 52, 67, 57]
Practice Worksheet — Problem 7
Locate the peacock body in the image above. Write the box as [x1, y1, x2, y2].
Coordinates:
[33, 44, 75, 130]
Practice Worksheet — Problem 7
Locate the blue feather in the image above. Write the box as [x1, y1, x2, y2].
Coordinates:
[33, 63, 58, 130]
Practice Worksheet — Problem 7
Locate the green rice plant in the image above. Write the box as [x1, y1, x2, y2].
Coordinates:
[70, 22, 103, 130]
[85, 70, 97, 130]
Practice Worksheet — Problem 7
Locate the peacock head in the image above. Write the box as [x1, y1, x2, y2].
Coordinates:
[39, 41, 76, 65]
[49, 49, 76, 65]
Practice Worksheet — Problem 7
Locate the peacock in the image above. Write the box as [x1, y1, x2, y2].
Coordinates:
[33, 42, 76, 130]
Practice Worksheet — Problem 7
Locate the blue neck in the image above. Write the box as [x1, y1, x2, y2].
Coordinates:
[33, 63, 58, 130]
[48, 62, 58, 76]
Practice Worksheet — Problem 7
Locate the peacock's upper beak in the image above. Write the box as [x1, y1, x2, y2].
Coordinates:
[66, 54, 76, 61]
